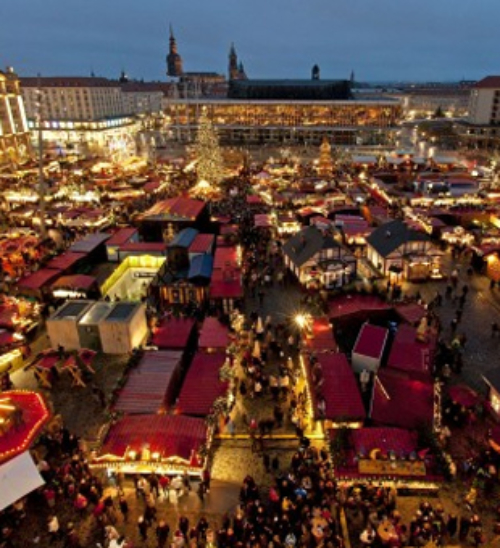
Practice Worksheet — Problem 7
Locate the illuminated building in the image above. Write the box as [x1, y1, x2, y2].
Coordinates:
[457, 76, 500, 149]
[21, 76, 141, 157]
[0, 67, 31, 170]
[165, 97, 401, 146]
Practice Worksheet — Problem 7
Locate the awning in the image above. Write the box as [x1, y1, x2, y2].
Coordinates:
[0, 452, 45, 511]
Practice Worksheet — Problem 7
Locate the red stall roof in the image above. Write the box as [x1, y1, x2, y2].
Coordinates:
[387, 324, 435, 380]
[213, 247, 239, 269]
[45, 252, 87, 271]
[394, 302, 427, 325]
[152, 317, 196, 349]
[18, 268, 63, 291]
[119, 242, 166, 253]
[371, 370, 434, 430]
[353, 323, 388, 359]
[254, 214, 274, 228]
[313, 354, 365, 422]
[209, 269, 243, 300]
[328, 294, 390, 321]
[100, 414, 206, 462]
[69, 233, 110, 254]
[51, 274, 97, 291]
[141, 197, 205, 221]
[106, 228, 138, 246]
[188, 234, 215, 254]
[177, 352, 227, 416]
[350, 427, 418, 456]
[114, 351, 183, 414]
[305, 317, 337, 352]
[198, 317, 230, 350]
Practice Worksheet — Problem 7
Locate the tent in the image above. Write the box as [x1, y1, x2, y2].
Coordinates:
[0, 451, 45, 511]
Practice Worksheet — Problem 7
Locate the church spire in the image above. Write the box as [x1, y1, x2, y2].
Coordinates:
[167, 24, 183, 78]
[228, 43, 239, 81]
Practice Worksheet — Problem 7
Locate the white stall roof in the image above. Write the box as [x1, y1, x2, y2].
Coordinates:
[0, 452, 45, 511]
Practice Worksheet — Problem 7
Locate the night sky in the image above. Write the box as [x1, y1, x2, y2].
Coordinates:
[2, 0, 499, 83]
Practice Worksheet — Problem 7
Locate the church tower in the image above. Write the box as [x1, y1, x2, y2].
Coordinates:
[167, 25, 183, 78]
[312, 64, 320, 80]
[228, 43, 239, 81]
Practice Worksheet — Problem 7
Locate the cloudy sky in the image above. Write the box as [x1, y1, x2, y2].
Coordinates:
[1, 0, 499, 82]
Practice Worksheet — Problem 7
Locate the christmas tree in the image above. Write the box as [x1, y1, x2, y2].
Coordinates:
[317, 137, 333, 177]
[194, 107, 224, 187]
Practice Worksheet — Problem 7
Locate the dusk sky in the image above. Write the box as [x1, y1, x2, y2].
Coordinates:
[2, 0, 499, 83]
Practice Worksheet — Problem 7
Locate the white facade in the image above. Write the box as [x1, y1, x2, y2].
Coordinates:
[21, 77, 126, 122]
[468, 88, 499, 125]
[122, 90, 163, 115]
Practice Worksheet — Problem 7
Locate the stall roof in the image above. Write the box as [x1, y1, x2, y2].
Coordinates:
[198, 317, 230, 349]
[51, 274, 96, 291]
[314, 353, 365, 422]
[189, 234, 215, 254]
[210, 269, 243, 299]
[371, 370, 434, 430]
[45, 252, 87, 271]
[350, 427, 418, 456]
[100, 414, 206, 461]
[386, 324, 435, 380]
[141, 197, 206, 222]
[79, 302, 114, 325]
[254, 214, 274, 228]
[69, 232, 110, 253]
[152, 317, 196, 349]
[51, 300, 92, 320]
[168, 228, 199, 248]
[106, 228, 138, 246]
[353, 323, 388, 359]
[177, 352, 227, 416]
[104, 302, 139, 322]
[305, 317, 337, 352]
[114, 351, 183, 414]
[394, 302, 427, 325]
[18, 268, 63, 291]
[119, 242, 166, 253]
[213, 246, 239, 269]
[188, 254, 213, 280]
[328, 294, 391, 321]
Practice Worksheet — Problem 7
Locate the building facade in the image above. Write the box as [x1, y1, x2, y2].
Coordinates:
[0, 68, 31, 169]
[165, 98, 402, 146]
[457, 76, 500, 149]
[21, 76, 140, 157]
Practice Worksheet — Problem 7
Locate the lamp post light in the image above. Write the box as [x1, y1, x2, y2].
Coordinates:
[35, 76, 47, 240]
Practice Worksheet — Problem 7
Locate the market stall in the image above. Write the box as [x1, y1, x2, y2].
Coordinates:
[351, 323, 388, 374]
[198, 317, 230, 353]
[114, 351, 183, 414]
[176, 352, 228, 417]
[151, 317, 197, 351]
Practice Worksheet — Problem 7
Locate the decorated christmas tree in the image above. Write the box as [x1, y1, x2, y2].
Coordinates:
[318, 137, 333, 177]
[194, 107, 224, 188]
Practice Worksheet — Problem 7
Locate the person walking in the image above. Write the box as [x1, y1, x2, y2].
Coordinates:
[202, 468, 211, 493]
[138, 516, 148, 542]
[159, 474, 170, 500]
[156, 520, 170, 548]
[118, 496, 129, 522]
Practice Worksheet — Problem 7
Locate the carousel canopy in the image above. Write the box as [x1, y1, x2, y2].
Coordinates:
[0, 391, 50, 464]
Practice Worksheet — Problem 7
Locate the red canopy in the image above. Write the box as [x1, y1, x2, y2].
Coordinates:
[152, 317, 196, 350]
[328, 294, 390, 321]
[371, 370, 434, 430]
[198, 317, 230, 350]
[395, 302, 427, 325]
[448, 384, 479, 408]
[45, 252, 87, 272]
[0, 391, 50, 464]
[387, 324, 436, 380]
[350, 427, 418, 457]
[114, 351, 183, 414]
[99, 414, 206, 463]
[51, 275, 97, 291]
[177, 352, 227, 416]
[312, 354, 365, 422]
[305, 317, 337, 352]
[18, 269, 63, 291]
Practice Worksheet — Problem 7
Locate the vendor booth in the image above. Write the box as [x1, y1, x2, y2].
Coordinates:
[101, 255, 165, 302]
[114, 351, 183, 414]
[92, 414, 207, 476]
[151, 317, 197, 351]
[177, 352, 227, 417]
[198, 317, 230, 353]
[46, 301, 94, 351]
[98, 302, 148, 354]
[51, 274, 99, 300]
[351, 323, 388, 374]
[77, 302, 114, 351]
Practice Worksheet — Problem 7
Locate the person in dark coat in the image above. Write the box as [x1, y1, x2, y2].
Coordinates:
[447, 514, 458, 538]
[156, 520, 170, 548]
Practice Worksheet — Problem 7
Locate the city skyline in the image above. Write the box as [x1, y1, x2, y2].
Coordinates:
[2, 0, 500, 82]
